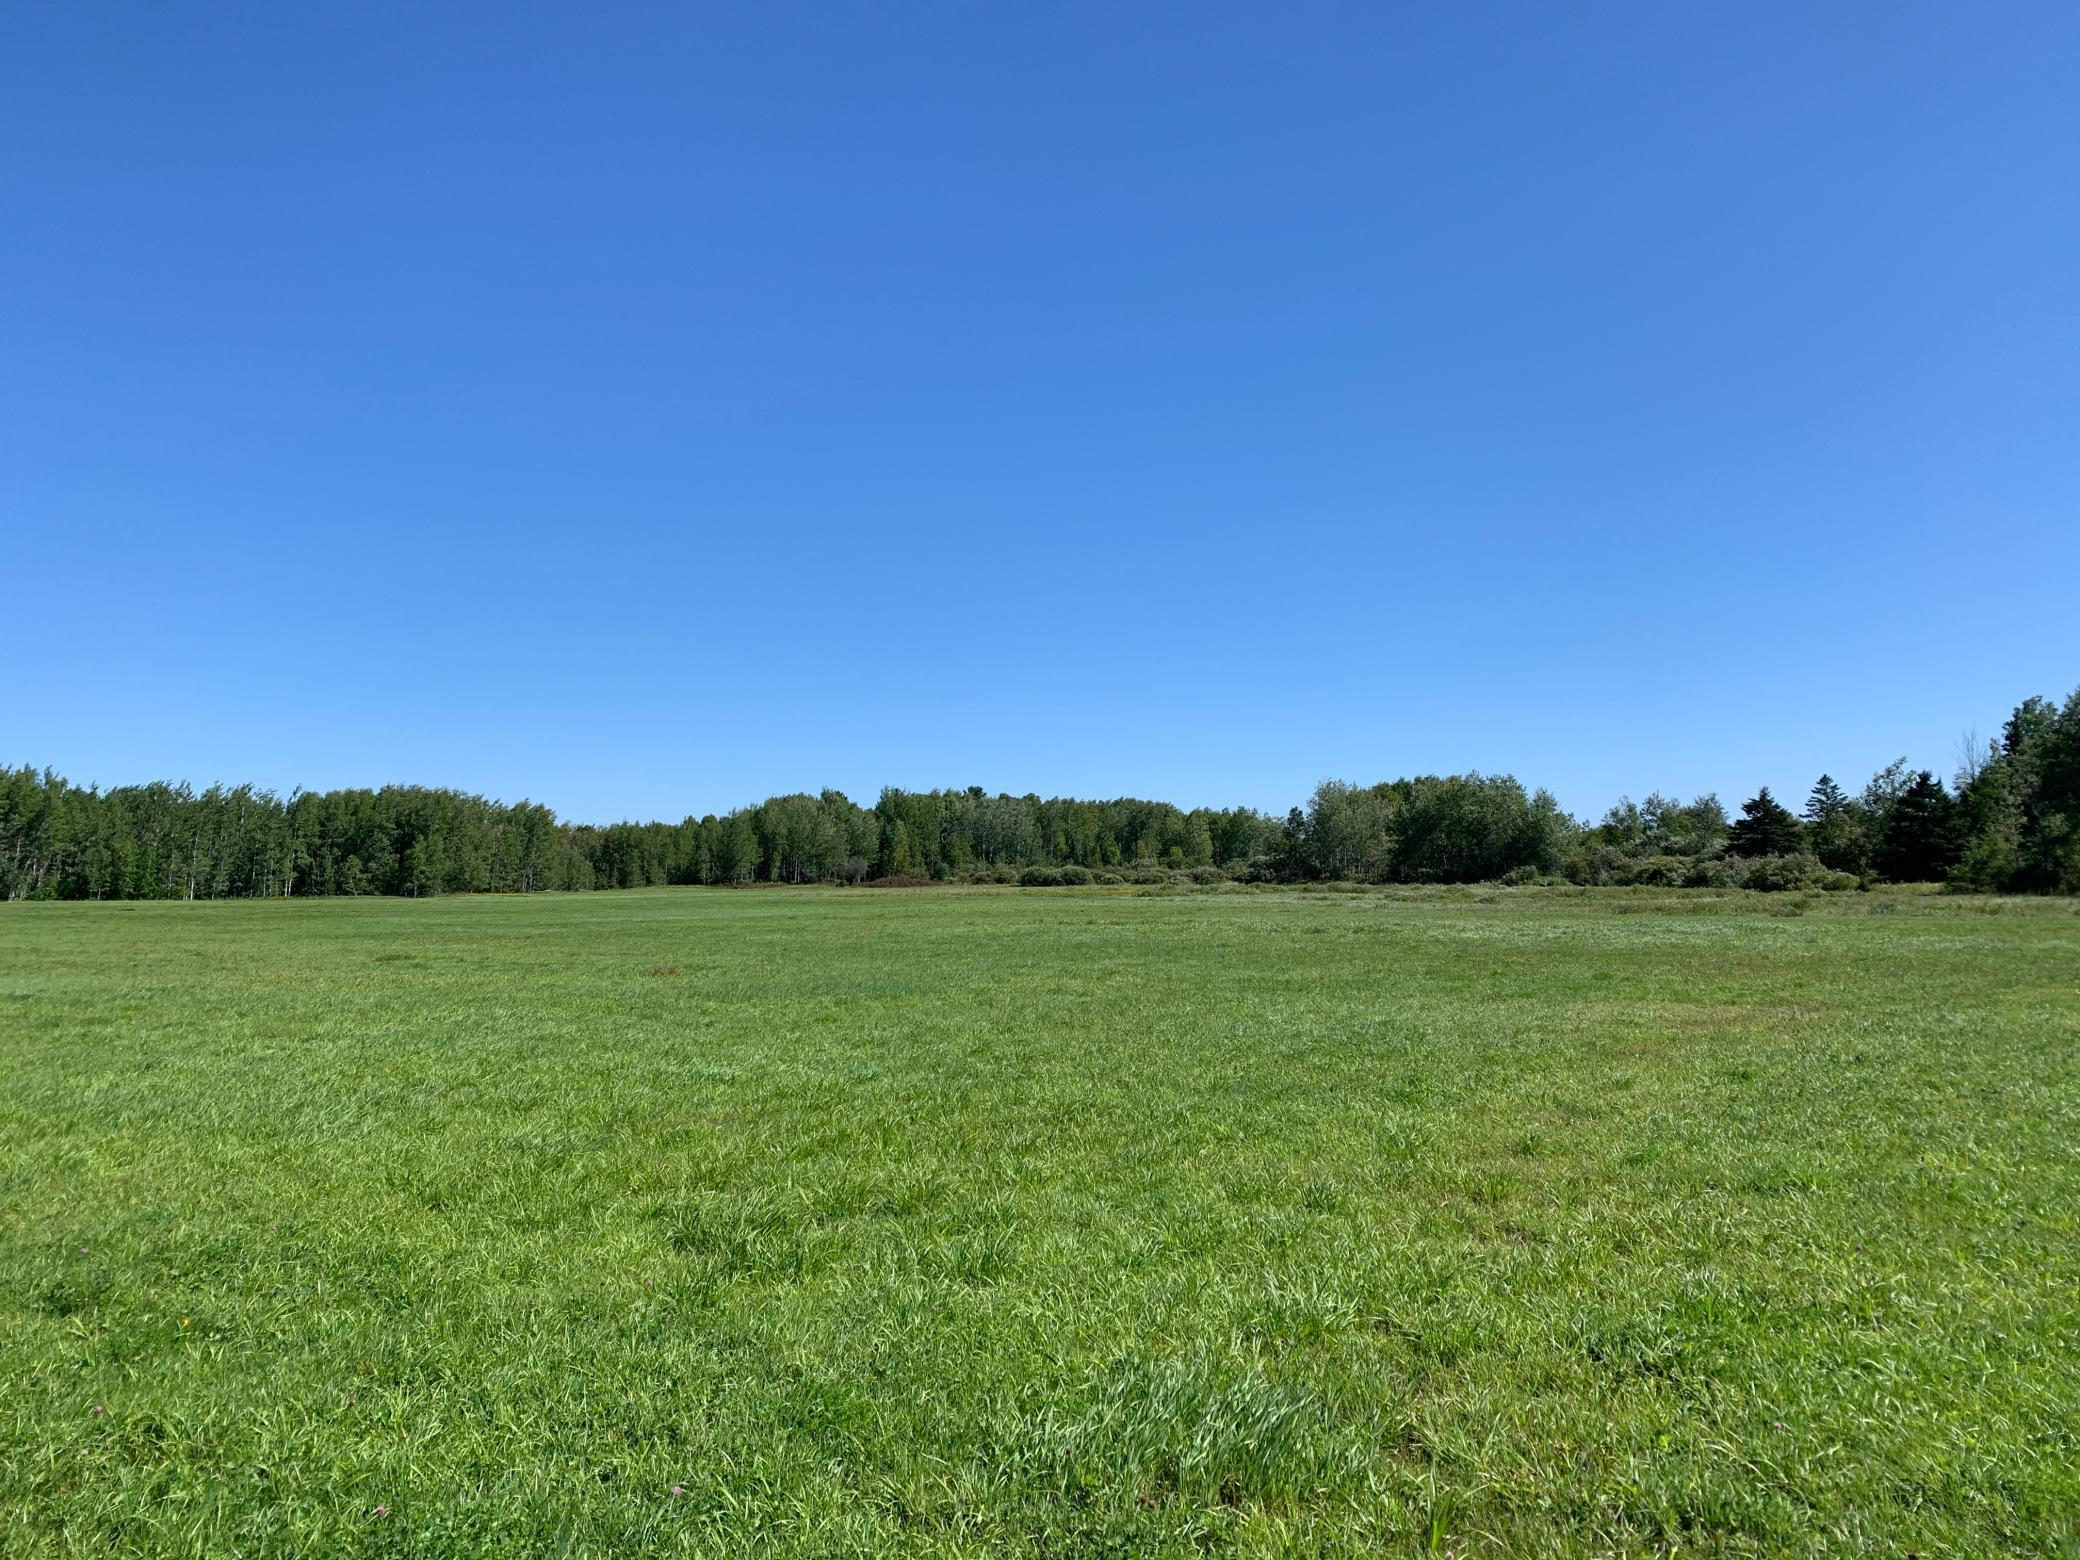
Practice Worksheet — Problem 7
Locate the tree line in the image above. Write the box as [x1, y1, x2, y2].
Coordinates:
[1561, 688, 2079, 894]
[5, 686, 2075, 901]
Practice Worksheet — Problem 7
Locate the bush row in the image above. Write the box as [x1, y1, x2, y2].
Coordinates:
[997, 853, 1866, 893]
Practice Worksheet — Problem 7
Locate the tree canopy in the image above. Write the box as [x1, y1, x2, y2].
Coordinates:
[6, 686, 2077, 900]
[1726, 788, 1806, 858]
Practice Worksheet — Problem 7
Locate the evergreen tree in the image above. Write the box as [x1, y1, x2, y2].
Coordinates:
[1876, 771, 1958, 882]
[8, 682, 2079, 900]
[1803, 774, 1848, 825]
[1725, 787, 1805, 858]
[1800, 774, 1873, 874]
[1991, 689, 2080, 891]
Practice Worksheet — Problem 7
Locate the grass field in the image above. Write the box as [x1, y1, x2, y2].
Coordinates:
[2, 886, 2076, 1556]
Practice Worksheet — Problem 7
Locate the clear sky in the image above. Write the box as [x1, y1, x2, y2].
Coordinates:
[5, 3, 2075, 825]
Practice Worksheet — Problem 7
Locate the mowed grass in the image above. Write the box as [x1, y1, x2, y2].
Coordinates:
[2, 887, 2076, 1557]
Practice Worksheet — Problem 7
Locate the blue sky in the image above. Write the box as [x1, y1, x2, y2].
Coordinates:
[5, 2, 2075, 824]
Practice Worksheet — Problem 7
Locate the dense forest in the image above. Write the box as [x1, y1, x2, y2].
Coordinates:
[5, 687, 2076, 901]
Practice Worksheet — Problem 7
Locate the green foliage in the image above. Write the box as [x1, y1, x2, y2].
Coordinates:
[0, 774, 1280, 901]
[1564, 793, 1729, 886]
[1293, 774, 1570, 885]
[1803, 774, 1849, 824]
[1733, 851, 1831, 892]
[1796, 777, 1878, 879]
[1969, 688, 2080, 892]
[1726, 788, 1806, 858]
[1806, 798, 1877, 876]
[6, 684, 2078, 900]
[1877, 771, 1959, 883]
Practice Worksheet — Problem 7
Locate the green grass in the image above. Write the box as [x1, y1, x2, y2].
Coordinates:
[3, 886, 2076, 1557]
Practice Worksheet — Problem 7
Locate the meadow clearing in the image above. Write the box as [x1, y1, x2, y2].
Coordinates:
[2, 885, 2075, 1556]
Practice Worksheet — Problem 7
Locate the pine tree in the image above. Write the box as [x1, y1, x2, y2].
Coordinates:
[1725, 787, 1805, 858]
[1876, 771, 1958, 882]
[1803, 774, 1849, 825]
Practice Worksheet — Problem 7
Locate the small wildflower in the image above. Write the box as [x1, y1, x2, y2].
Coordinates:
[670, 1484, 684, 1497]
[373, 1504, 389, 1518]
[91, 1404, 106, 1416]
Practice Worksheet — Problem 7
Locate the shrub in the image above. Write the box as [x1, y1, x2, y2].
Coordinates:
[1188, 865, 1225, 885]
[1094, 871, 1124, 886]
[1817, 870, 1860, 892]
[1738, 852, 1828, 892]
[1017, 866, 1064, 888]
[1498, 864, 1540, 886]
[1058, 864, 1095, 886]
[1684, 856, 1747, 889]
[1622, 854, 1692, 888]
